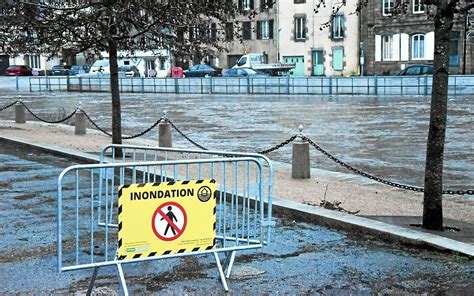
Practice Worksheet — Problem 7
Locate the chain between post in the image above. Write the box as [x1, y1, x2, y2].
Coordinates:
[1, 99, 472, 195]
[167, 119, 209, 150]
[0, 100, 19, 112]
[82, 110, 163, 140]
[299, 135, 473, 196]
[258, 135, 298, 155]
[21, 101, 79, 124]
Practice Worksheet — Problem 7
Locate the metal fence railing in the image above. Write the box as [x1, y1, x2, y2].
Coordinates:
[29, 75, 474, 96]
[57, 144, 274, 294]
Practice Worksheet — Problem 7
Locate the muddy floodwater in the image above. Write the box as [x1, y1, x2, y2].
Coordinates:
[0, 88, 473, 190]
[0, 141, 473, 294]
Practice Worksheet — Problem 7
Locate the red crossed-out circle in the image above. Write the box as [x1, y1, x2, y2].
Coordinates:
[151, 201, 187, 241]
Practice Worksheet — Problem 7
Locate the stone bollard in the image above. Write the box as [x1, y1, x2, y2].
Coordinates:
[15, 101, 26, 124]
[75, 107, 86, 135]
[158, 111, 172, 147]
[292, 125, 310, 179]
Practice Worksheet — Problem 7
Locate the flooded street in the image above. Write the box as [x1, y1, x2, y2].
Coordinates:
[0, 86, 473, 190]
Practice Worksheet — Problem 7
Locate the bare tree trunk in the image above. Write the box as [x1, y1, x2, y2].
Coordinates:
[108, 41, 122, 149]
[422, 4, 454, 230]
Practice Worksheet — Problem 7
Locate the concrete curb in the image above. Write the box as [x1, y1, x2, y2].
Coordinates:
[1, 135, 473, 258]
[271, 198, 474, 258]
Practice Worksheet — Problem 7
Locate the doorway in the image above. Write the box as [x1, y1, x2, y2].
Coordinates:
[311, 50, 324, 76]
[0, 55, 9, 75]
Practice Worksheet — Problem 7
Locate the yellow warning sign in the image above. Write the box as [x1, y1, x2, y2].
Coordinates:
[117, 179, 216, 260]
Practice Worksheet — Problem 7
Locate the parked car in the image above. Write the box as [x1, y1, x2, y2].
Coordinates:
[5, 65, 32, 76]
[70, 65, 90, 76]
[183, 64, 221, 77]
[119, 65, 140, 77]
[222, 68, 269, 78]
[397, 64, 433, 76]
[51, 65, 71, 76]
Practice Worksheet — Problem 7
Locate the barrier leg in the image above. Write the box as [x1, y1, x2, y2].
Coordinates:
[86, 266, 99, 296]
[116, 263, 129, 296]
[224, 251, 236, 279]
[222, 251, 232, 269]
[213, 251, 229, 291]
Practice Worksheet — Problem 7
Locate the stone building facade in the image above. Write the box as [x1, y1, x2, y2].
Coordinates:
[215, 0, 278, 70]
[360, 0, 473, 75]
[278, 0, 361, 76]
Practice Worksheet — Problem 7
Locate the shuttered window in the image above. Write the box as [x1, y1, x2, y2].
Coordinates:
[243, 22, 252, 40]
[332, 48, 344, 71]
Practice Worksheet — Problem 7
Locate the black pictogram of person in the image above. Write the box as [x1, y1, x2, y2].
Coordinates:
[161, 206, 178, 236]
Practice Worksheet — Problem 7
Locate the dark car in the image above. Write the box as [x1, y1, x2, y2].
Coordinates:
[70, 65, 90, 76]
[397, 64, 433, 76]
[183, 64, 222, 77]
[5, 65, 33, 76]
[222, 68, 269, 78]
[119, 65, 140, 77]
[51, 65, 71, 76]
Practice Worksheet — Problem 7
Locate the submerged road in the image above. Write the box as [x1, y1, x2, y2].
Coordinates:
[0, 141, 472, 294]
[0, 83, 473, 191]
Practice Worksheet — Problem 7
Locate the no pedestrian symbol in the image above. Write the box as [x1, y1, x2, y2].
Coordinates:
[152, 202, 187, 241]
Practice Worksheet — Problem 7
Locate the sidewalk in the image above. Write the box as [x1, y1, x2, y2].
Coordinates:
[1, 119, 473, 240]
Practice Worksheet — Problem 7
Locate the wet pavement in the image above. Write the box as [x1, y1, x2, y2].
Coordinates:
[1, 87, 473, 192]
[1, 141, 473, 294]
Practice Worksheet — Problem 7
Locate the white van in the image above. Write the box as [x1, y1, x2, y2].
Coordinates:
[89, 59, 110, 74]
[90, 59, 135, 74]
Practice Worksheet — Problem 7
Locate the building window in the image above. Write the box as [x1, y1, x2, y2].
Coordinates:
[413, 0, 425, 14]
[159, 58, 166, 71]
[209, 23, 217, 40]
[262, 20, 270, 39]
[145, 60, 155, 71]
[294, 16, 306, 40]
[449, 31, 460, 66]
[332, 15, 345, 39]
[177, 27, 185, 41]
[242, 22, 252, 40]
[189, 26, 199, 41]
[382, 0, 394, 16]
[25, 55, 41, 68]
[257, 20, 273, 39]
[242, 0, 252, 11]
[412, 34, 425, 60]
[225, 22, 234, 41]
[382, 35, 394, 60]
